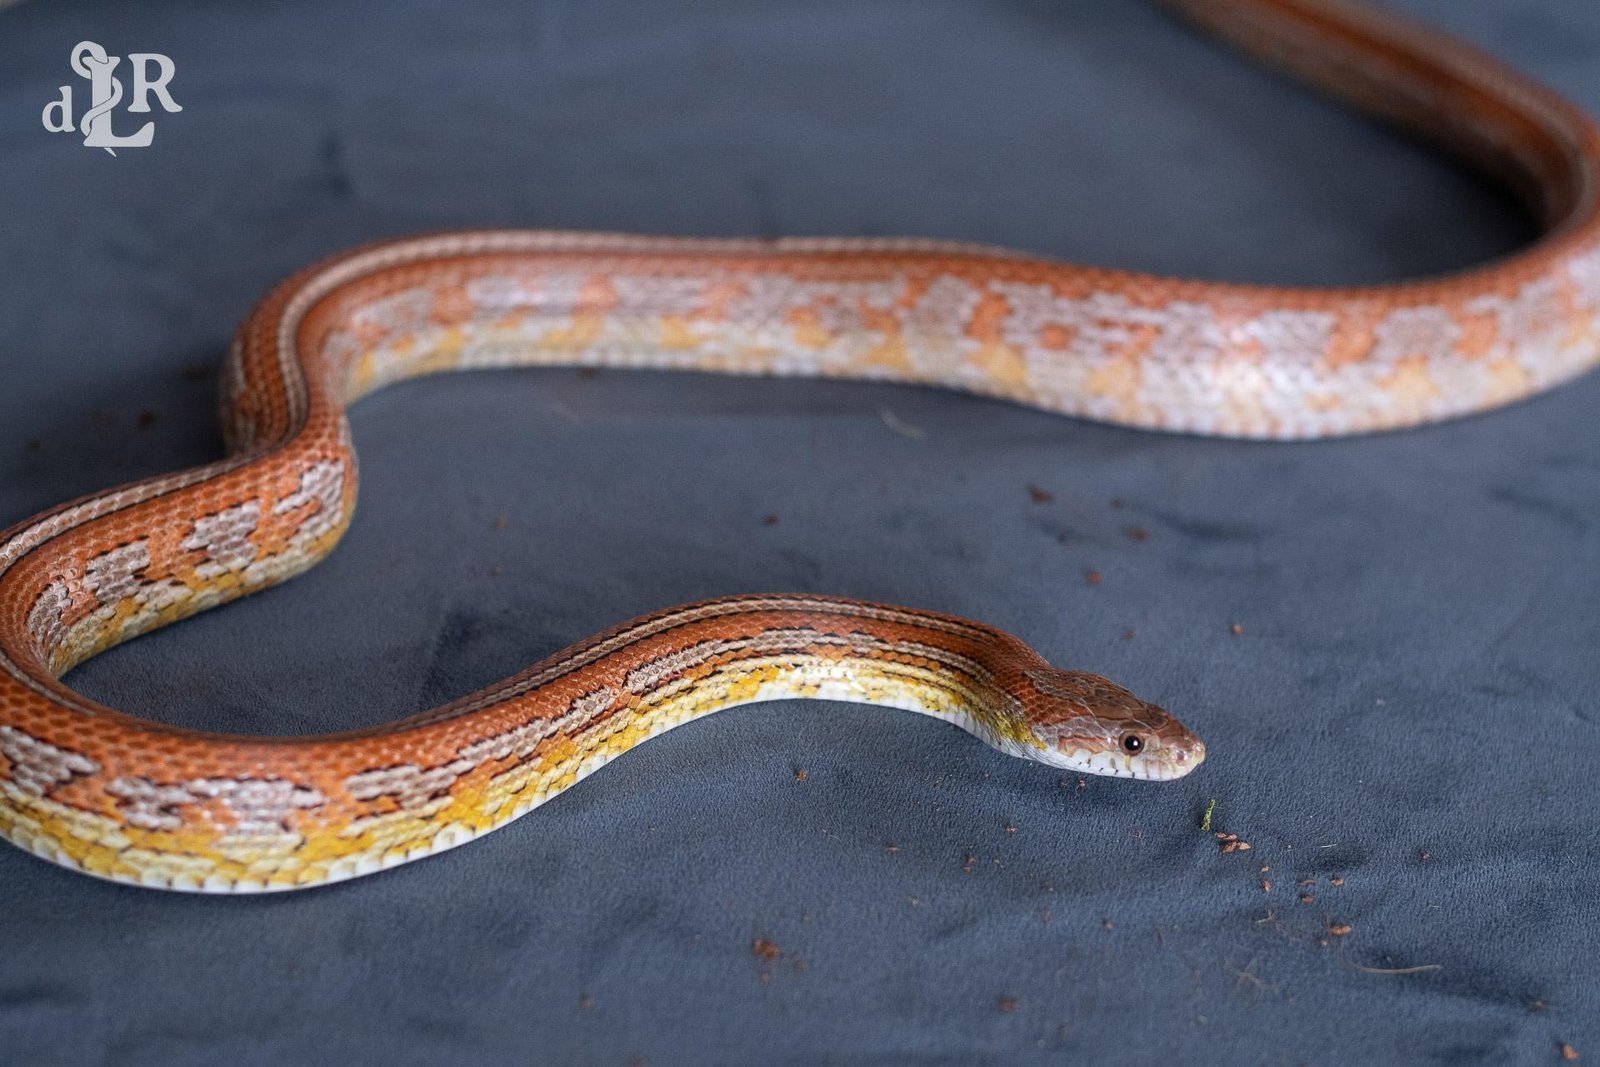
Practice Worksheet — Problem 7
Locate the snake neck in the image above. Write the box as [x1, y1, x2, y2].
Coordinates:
[0, 597, 1058, 892]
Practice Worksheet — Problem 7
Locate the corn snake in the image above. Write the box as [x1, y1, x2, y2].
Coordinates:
[3, 0, 1599, 892]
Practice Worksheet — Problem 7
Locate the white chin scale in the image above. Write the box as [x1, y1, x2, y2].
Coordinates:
[1046, 746, 1181, 781]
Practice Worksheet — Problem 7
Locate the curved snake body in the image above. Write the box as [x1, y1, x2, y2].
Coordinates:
[2, 0, 1599, 891]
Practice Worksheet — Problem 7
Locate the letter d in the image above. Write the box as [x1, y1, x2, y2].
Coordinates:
[41, 86, 74, 133]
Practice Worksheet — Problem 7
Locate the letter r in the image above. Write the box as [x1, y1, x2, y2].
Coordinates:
[128, 53, 180, 113]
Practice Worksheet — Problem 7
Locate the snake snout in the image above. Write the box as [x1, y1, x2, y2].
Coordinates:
[1169, 737, 1205, 768]
[1150, 734, 1205, 779]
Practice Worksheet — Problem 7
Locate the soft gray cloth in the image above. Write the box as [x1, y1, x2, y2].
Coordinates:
[0, 1, 1595, 1063]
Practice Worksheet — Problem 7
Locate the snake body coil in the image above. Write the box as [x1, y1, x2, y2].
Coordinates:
[2, 0, 1598, 891]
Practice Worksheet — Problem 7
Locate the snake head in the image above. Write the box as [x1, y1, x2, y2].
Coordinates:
[1018, 667, 1204, 781]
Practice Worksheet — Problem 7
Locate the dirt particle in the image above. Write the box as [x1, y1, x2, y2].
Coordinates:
[884, 844, 899, 854]
[1215, 832, 1251, 854]
[997, 996, 1017, 1013]
[793, 768, 807, 782]
[1261, 880, 1272, 893]
[1229, 622, 1245, 636]
[1004, 823, 1017, 834]
[752, 938, 781, 962]
[1101, 918, 1115, 930]
[579, 993, 595, 1010]
[1028, 485, 1054, 503]
[1085, 570, 1104, 585]
[1559, 1042, 1579, 1061]
[962, 854, 976, 874]
[1331, 876, 1345, 887]
[1125, 525, 1150, 542]
[1329, 923, 1352, 937]
[1299, 893, 1315, 905]
[762, 513, 780, 526]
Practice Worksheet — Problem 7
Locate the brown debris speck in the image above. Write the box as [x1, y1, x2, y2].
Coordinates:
[1560, 1042, 1579, 1061]
[1329, 923, 1353, 937]
[1300, 893, 1315, 905]
[1229, 622, 1244, 636]
[997, 996, 1017, 1013]
[1028, 485, 1054, 503]
[1215, 832, 1251, 854]
[1125, 525, 1150, 542]
[1261, 880, 1272, 893]
[762, 513, 780, 526]
[1085, 570, 1104, 585]
[962, 854, 976, 874]
[1004, 823, 1017, 834]
[1101, 918, 1115, 930]
[793, 769, 807, 782]
[1331, 876, 1345, 886]
[884, 844, 899, 854]
[752, 939, 781, 962]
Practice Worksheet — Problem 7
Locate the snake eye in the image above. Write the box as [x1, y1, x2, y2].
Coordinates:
[1121, 733, 1144, 754]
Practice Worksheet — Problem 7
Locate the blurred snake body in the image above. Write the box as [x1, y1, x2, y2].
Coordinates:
[3, 0, 1600, 892]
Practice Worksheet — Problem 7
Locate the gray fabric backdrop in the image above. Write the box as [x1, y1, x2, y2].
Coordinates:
[1, 1, 1596, 1063]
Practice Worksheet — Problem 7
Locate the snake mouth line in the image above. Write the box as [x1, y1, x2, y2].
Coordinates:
[1055, 743, 1205, 781]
